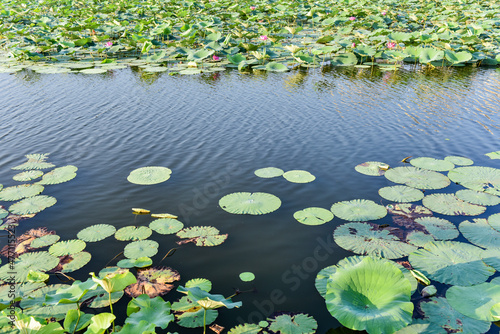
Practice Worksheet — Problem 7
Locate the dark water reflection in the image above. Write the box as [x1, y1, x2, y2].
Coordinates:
[0, 65, 500, 333]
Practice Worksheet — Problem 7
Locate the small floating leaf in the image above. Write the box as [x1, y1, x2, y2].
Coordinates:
[455, 189, 500, 206]
[422, 193, 486, 216]
[115, 226, 152, 241]
[38, 165, 77, 185]
[268, 314, 317, 333]
[0, 251, 59, 283]
[444, 156, 473, 166]
[185, 278, 212, 292]
[414, 217, 459, 240]
[331, 199, 387, 221]
[488, 213, 500, 232]
[13, 170, 44, 182]
[127, 166, 172, 185]
[385, 167, 450, 189]
[283, 170, 315, 183]
[124, 240, 159, 259]
[406, 231, 435, 247]
[12, 153, 55, 171]
[447, 283, 500, 322]
[355, 161, 390, 176]
[117, 257, 153, 269]
[459, 218, 500, 249]
[132, 208, 150, 214]
[9, 195, 57, 215]
[30, 234, 60, 248]
[239, 272, 255, 282]
[485, 151, 500, 159]
[150, 218, 184, 234]
[293, 207, 334, 225]
[254, 167, 284, 178]
[228, 324, 261, 334]
[0, 184, 44, 201]
[60, 251, 92, 273]
[176, 226, 227, 247]
[378, 185, 424, 203]
[410, 157, 454, 172]
[77, 224, 116, 242]
[448, 166, 500, 195]
[421, 285, 437, 298]
[219, 192, 281, 215]
[49, 239, 86, 256]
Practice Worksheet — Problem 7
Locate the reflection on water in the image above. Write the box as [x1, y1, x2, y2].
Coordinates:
[0, 65, 500, 333]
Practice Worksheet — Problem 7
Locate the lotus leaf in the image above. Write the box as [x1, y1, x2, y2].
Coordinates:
[446, 283, 500, 323]
[176, 226, 227, 246]
[444, 156, 473, 166]
[0, 209, 6, 220]
[378, 186, 424, 203]
[150, 218, 184, 234]
[12, 154, 55, 170]
[186, 278, 212, 292]
[125, 294, 174, 329]
[55, 251, 91, 273]
[20, 284, 77, 320]
[420, 297, 490, 334]
[324, 256, 413, 333]
[13, 170, 44, 182]
[485, 151, 500, 159]
[334, 223, 417, 259]
[151, 213, 177, 219]
[127, 166, 172, 185]
[0, 184, 44, 201]
[266, 62, 289, 72]
[219, 192, 281, 215]
[409, 241, 495, 286]
[293, 207, 333, 225]
[125, 266, 180, 298]
[124, 240, 159, 259]
[88, 290, 124, 308]
[423, 193, 485, 216]
[455, 189, 500, 206]
[267, 313, 317, 334]
[132, 208, 150, 214]
[0, 251, 59, 283]
[481, 248, 500, 271]
[176, 305, 218, 328]
[384, 167, 450, 189]
[413, 217, 459, 240]
[394, 321, 446, 334]
[283, 170, 315, 183]
[421, 285, 438, 298]
[448, 166, 500, 195]
[117, 320, 156, 334]
[354, 161, 390, 176]
[331, 199, 387, 222]
[410, 157, 454, 171]
[239, 272, 255, 282]
[387, 203, 432, 219]
[117, 257, 153, 269]
[38, 165, 77, 185]
[254, 167, 284, 178]
[406, 231, 435, 247]
[77, 224, 116, 242]
[115, 226, 152, 241]
[9, 195, 57, 215]
[0, 227, 54, 256]
[49, 239, 86, 256]
[0, 282, 44, 306]
[459, 218, 500, 249]
[228, 324, 261, 334]
[488, 213, 500, 232]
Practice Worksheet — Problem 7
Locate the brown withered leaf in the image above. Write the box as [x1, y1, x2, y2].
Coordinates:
[125, 266, 180, 298]
[0, 227, 55, 257]
[209, 324, 224, 334]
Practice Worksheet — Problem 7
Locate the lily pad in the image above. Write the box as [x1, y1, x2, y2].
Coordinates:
[378, 185, 424, 202]
[174, 299, 218, 328]
[38, 165, 78, 185]
[488, 213, 500, 232]
[354, 161, 390, 176]
[410, 157, 454, 171]
[49, 239, 86, 256]
[115, 226, 152, 241]
[77, 224, 116, 242]
[334, 222, 417, 259]
[385, 167, 450, 189]
[254, 167, 284, 178]
[485, 151, 500, 159]
[59, 251, 92, 273]
[9, 195, 57, 215]
[422, 193, 485, 216]
[124, 240, 159, 259]
[459, 218, 500, 249]
[293, 207, 334, 225]
[219, 192, 281, 215]
[149, 218, 184, 234]
[176, 226, 227, 246]
[447, 283, 500, 322]
[20, 284, 77, 320]
[283, 170, 315, 183]
[239, 272, 255, 282]
[448, 166, 500, 195]
[444, 156, 473, 166]
[268, 313, 317, 333]
[12, 153, 55, 170]
[117, 257, 153, 269]
[406, 231, 435, 247]
[125, 266, 180, 298]
[0, 208, 6, 219]
[0, 251, 59, 283]
[186, 278, 212, 292]
[0, 184, 44, 201]
[331, 199, 387, 221]
[455, 189, 500, 206]
[30, 234, 60, 248]
[481, 248, 500, 271]
[127, 166, 172, 185]
[394, 321, 446, 334]
[413, 217, 459, 240]
[13, 170, 44, 182]
[228, 324, 261, 334]
[409, 241, 495, 286]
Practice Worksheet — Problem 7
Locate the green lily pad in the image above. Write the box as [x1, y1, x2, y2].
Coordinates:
[459, 218, 500, 249]
[125, 294, 174, 329]
[444, 156, 473, 166]
[354, 161, 390, 176]
[176, 304, 218, 328]
[13, 170, 44, 182]
[331, 199, 387, 221]
[422, 193, 486, 216]
[219, 192, 281, 215]
[49, 239, 86, 256]
[283, 170, 315, 183]
[488, 213, 500, 232]
[12, 153, 55, 170]
[185, 278, 212, 292]
[455, 189, 500, 206]
[117, 257, 153, 269]
[394, 321, 446, 334]
[447, 283, 500, 322]
[60, 251, 92, 273]
[115, 226, 152, 241]
[266, 62, 289, 72]
[481, 248, 500, 271]
[0, 251, 59, 283]
[410, 157, 454, 171]
[88, 290, 124, 308]
[124, 240, 159, 259]
[0, 184, 44, 201]
[254, 167, 284, 178]
[0, 208, 6, 220]
[239, 272, 255, 282]
[378, 185, 424, 202]
[406, 231, 435, 247]
[38, 165, 77, 185]
[125, 266, 180, 298]
[127, 166, 172, 185]
[385, 167, 450, 189]
[448, 166, 500, 195]
[228, 324, 261, 334]
[149, 218, 184, 234]
[409, 241, 495, 286]
[414, 217, 459, 240]
[293, 207, 334, 225]
[176, 226, 227, 246]
[268, 314, 317, 333]
[30, 234, 60, 248]
[334, 222, 417, 259]
[9, 195, 57, 215]
[485, 151, 500, 159]
[77, 224, 116, 242]
[20, 284, 77, 320]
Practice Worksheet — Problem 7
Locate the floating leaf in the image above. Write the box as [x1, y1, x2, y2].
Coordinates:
[115, 226, 152, 241]
[12, 153, 55, 170]
[186, 278, 212, 292]
[0, 251, 59, 283]
[448, 166, 500, 195]
[125, 294, 174, 329]
[219, 192, 281, 215]
[489, 213, 500, 232]
[268, 314, 317, 334]
[49, 239, 86, 256]
[0, 184, 44, 201]
[228, 324, 261, 334]
[354, 161, 390, 176]
[481, 248, 500, 271]
[132, 208, 150, 214]
[151, 213, 178, 219]
[254, 167, 284, 178]
[447, 283, 500, 322]
[59, 251, 92, 273]
[117, 257, 153, 269]
[26, 270, 49, 283]
[331, 199, 387, 221]
[293, 207, 334, 225]
[394, 320, 446, 334]
[239, 272, 255, 282]
[406, 231, 434, 247]
[385, 167, 450, 189]
[9, 195, 57, 215]
[378, 185, 424, 203]
[150, 218, 184, 234]
[485, 151, 500, 159]
[30, 234, 60, 248]
[77, 224, 116, 242]
[176, 226, 227, 246]
[413, 217, 459, 240]
[444, 156, 473, 166]
[459, 218, 500, 249]
[38, 165, 77, 185]
[266, 62, 289, 72]
[455, 189, 500, 206]
[0, 208, 6, 219]
[422, 193, 485, 216]
[125, 267, 180, 298]
[124, 240, 159, 259]
[283, 170, 315, 183]
[421, 285, 437, 298]
[13, 170, 44, 182]
[410, 157, 454, 171]
[20, 284, 77, 320]
[127, 166, 172, 185]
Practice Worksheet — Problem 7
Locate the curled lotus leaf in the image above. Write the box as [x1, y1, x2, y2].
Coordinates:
[410, 157, 454, 172]
[419, 297, 491, 333]
[488, 213, 500, 232]
[77, 224, 116, 242]
[12, 153, 55, 170]
[481, 248, 500, 271]
[283, 170, 315, 183]
[0, 227, 55, 257]
[0, 184, 44, 201]
[0, 251, 59, 283]
[125, 266, 180, 298]
[406, 231, 435, 247]
[174, 298, 218, 328]
[409, 241, 495, 286]
[115, 226, 152, 241]
[455, 189, 500, 206]
[176, 226, 228, 247]
[149, 218, 184, 234]
[293, 207, 334, 225]
[384, 167, 450, 189]
[38, 165, 77, 185]
[459, 218, 500, 249]
[378, 185, 424, 203]
[325, 256, 413, 334]
[268, 314, 317, 334]
[447, 283, 500, 322]
[448, 166, 500, 196]
[185, 278, 212, 292]
[13, 170, 44, 182]
[30, 234, 60, 248]
[414, 217, 459, 240]
[422, 193, 485, 216]
[444, 156, 473, 166]
[59, 251, 92, 273]
[219, 192, 281, 215]
[334, 222, 417, 259]
[9, 195, 57, 215]
[124, 240, 159, 259]
[49, 239, 86, 256]
[254, 167, 284, 178]
[117, 257, 153, 269]
[127, 166, 172, 185]
[331, 199, 387, 222]
[354, 161, 390, 176]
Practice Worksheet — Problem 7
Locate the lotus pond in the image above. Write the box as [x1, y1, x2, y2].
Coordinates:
[1, 36, 500, 334]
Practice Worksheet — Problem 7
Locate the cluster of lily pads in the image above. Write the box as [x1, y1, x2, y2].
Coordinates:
[0, 0, 499, 75]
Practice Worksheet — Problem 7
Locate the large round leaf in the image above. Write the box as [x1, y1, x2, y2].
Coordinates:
[334, 222, 417, 259]
[49, 239, 86, 256]
[124, 240, 159, 259]
[77, 224, 116, 242]
[268, 314, 317, 333]
[489, 213, 500, 232]
[254, 167, 284, 178]
[324, 256, 413, 334]
[30, 234, 60, 248]
[0, 251, 59, 283]
[459, 218, 500, 248]
[115, 226, 152, 241]
[20, 284, 77, 320]
[60, 251, 91, 273]
[9, 195, 57, 215]
[13, 170, 44, 182]
[409, 241, 495, 286]
[127, 166, 172, 185]
[219, 192, 281, 215]
[0, 184, 44, 201]
[354, 161, 389, 176]
[38, 165, 77, 185]
[378, 185, 424, 203]
[12, 154, 55, 170]
[414, 217, 459, 240]
[293, 207, 333, 225]
[331, 199, 387, 221]
[447, 283, 500, 322]
[410, 157, 454, 171]
[384, 167, 450, 189]
[455, 189, 500, 206]
[448, 166, 500, 195]
[422, 193, 485, 216]
[149, 218, 184, 234]
[282, 170, 315, 183]
[406, 231, 434, 247]
[444, 156, 473, 166]
[481, 248, 500, 271]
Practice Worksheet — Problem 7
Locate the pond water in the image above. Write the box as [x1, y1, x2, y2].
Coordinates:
[1, 66, 500, 333]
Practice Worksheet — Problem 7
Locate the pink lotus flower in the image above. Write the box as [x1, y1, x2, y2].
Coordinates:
[387, 42, 397, 49]
[260, 35, 268, 41]
[212, 55, 220, 61]
[352, 43, 356, 48]
[348, 16, 356, 21]
[250, 6, 256, 10]
[381, 10, 387, 15]
[105, 41, 113, 48]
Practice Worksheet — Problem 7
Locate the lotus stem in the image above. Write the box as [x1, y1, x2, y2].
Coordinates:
[72, 303, 82, 334]
[203, 308, 207, 334]
[109, 292, 115, 332]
